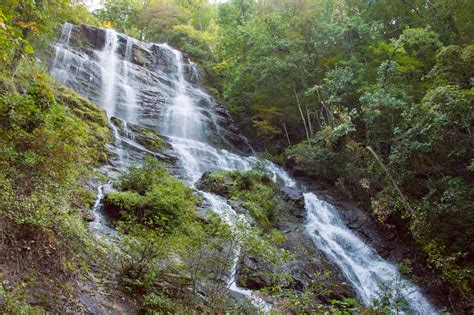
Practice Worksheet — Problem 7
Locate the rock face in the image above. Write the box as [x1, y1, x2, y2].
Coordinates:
[110, 116, 176, 164]
[50, 24, 252, 155]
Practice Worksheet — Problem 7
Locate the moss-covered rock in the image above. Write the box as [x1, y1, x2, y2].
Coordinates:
[197, 170, 280, 229]
[110, 117, 173, 162]
[196, 171, 233, 196]
[54, 84, 110, 165]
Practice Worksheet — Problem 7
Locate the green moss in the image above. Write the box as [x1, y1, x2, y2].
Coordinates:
[204, 170, 280, 229]
[140, 128, 166, 151]
[53, 84, 110, 166]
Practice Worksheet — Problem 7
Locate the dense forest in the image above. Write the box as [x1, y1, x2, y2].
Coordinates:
[0, 0, 473, 313]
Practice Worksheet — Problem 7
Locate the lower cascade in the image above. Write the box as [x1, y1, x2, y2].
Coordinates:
[49, 23, 436, 313]
[304, 193, 436, 314]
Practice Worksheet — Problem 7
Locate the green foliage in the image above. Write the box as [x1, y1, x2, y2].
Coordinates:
[110, 159, 295, 312]
[142, 292, 191, 314]
[206, 169, 280, 229]
[211, 1, 474, 308]
[2, 0, 473, 311]
[1, 0, 95, 72]
[108, 158, 195, 232]
[0, 63, 109, 310]
[0, 281, 44, 314]
[107, 191, 145, 212]
[93, 0, 144, 36]
[370, 277, 410, 314]
[287, 141, 344, 183]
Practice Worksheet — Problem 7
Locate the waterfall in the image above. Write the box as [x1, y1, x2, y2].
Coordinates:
[156, 43, 281, 308]
[49, 24, 436, 314]
[100, 29, 119, 116]
[202, 191, 271, 312]
[304, 193, 436, 314]
[122, 38, 137, 123]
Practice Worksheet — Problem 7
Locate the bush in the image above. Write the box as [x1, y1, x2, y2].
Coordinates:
[110, 157, 196, 232]
[203, 169, 280, 229]
[285, 132, 346, 184]
[107, 191, 145, 212]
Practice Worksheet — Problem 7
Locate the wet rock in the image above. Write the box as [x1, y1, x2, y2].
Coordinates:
[83, 210, 96, 222]
[131, 43, 154, 68]
[279, 185, 305, 209]
[228, 199, 250, 216]
[52, 23, 254, 155]
[110, 116, 176, 164]
[236, 229, 355, 303]
[195, 172, 233, 197]
[66, 24, 106, 51]
[237, 255, 273, 290]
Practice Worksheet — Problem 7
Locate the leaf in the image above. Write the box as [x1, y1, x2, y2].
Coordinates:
[24, 43, 34, 54]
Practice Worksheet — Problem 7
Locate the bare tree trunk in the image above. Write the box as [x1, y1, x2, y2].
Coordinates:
[366, 146, 415, 216]
[304, 101, 314, 136]
[282, 122, 292, 147]
[315, 87, 333, 128]
[293, 87, 311, 143]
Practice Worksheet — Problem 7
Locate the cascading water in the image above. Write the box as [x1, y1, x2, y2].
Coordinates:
[100, 29, 119, 115]
[49, 24, 436, 313]
[202, 191, 271, 311]
[304, 193, 435, 313]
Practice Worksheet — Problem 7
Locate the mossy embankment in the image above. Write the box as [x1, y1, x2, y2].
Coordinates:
[0, 66, 114, 312]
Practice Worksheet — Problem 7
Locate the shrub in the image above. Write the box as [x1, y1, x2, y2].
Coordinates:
[111, 157, 196, 232]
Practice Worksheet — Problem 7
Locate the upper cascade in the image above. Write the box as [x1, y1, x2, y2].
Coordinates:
[50, 23, 252, 157]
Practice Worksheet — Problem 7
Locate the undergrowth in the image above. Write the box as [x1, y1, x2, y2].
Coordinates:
[0, 62, 110, 311]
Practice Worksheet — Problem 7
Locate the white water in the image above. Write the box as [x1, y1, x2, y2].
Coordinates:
[304, 193, 436, 314]
[122, 37, 138, 123]
[89, 181, 117, 237]
[202, 192, 271, 312]
[100, 29, 119, 115]
[50, 24, 436, 314]
[156, 44, 281, 309]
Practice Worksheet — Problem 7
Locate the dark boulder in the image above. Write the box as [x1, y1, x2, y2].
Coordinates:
[279, 185, 305, 209]
[236, 229, 355, 303]
[195, 172, 234, 197]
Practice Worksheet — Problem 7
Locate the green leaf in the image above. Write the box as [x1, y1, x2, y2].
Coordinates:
[24, 44, 34, 54]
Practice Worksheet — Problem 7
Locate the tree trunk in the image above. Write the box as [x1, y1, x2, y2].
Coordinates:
[282, 122, 292, 147]
[366, 146, 415, 217]
[293, 87, 311, 143]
